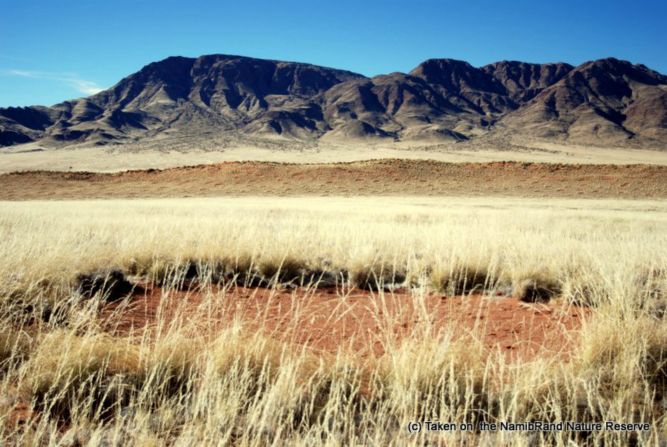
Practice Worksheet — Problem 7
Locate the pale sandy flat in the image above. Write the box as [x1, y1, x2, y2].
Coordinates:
[2, 139, 667, 174]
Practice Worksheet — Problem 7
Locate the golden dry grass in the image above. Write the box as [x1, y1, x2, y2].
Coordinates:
[0, 196, 666, 445]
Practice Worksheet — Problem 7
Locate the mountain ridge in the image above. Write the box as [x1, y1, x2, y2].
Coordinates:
[1, 54, 666, 149]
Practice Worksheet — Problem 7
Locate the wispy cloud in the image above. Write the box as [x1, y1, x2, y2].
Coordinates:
[2, 69, 104, 95]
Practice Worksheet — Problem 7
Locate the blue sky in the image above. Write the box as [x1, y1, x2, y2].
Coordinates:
[1, 0, 665, 107]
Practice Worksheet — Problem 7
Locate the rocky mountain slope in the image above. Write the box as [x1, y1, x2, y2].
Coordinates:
[1, 54, 666, 148]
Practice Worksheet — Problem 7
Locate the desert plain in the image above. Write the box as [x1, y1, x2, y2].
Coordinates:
[2, 52, 667, 446]
[0, 140, 666, 446]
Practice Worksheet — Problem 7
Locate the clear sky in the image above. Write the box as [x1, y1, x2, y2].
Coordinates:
[1, 0, 665, 107]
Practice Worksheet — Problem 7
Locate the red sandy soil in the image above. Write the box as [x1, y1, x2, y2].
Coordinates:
[5, 285, 586, 429]
[4, 402, 36, 430]
[101, 284, 587, 361]
[2, 160, 667, 199]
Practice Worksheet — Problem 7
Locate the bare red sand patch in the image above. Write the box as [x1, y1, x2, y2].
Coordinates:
[101, 285, 586, 361]
[4, 402, 38, 431]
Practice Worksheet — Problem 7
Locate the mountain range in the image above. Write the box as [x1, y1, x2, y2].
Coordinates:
[1, 54, 666, 148]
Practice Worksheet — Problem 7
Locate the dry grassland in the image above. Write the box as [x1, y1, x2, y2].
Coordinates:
[0, 196, 666, 445]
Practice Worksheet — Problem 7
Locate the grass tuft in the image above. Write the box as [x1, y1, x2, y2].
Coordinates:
[512, 271, 561, 303]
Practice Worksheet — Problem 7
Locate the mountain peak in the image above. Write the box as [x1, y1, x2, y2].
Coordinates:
[572, 57, 667, 85]
[409, 58, 477, 80]
[1, 55, 665, 148]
